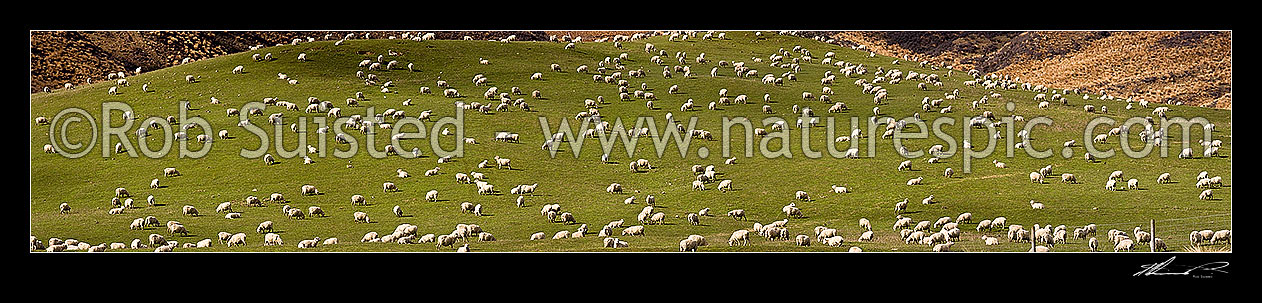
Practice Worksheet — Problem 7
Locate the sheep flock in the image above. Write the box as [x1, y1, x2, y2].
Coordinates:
[30, 31, 1230, 252]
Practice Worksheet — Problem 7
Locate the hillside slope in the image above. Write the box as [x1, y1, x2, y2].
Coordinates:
[29, 31, 548, 93]
[34, 31, 1231, 109]
[824, 31, 1232, 109]
[29, 32, 1231, 252]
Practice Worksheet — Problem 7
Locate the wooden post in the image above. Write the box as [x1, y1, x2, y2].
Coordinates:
[1150, 219, 1156, 252]
[1031, 227, 1036, 252]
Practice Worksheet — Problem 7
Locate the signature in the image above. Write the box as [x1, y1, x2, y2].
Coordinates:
[1134, 256, 1229, 277]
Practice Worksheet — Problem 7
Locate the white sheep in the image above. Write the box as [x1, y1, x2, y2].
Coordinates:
[297, 237, 322, 249]
[301, 184, 319, 195]
[1029, 200, 1045, 209]
[226, 233, 246, 247]
[825, 236, 845, 247]
[263, 233, 284, 246]
[215, 201, 233, 213]
[256, 221, 274, 233]
[622, 225, 645, 236]
[830, 185, 850, 194]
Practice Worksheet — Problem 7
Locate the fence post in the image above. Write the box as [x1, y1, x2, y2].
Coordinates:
[1150, 219, 1155, 252]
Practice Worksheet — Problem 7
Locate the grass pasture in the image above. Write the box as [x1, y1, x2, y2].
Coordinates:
[29, 31, 1231, 252]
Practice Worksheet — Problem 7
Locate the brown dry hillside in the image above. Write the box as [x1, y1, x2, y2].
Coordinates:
[31, 31, 1230, 109]
[29, 31, 548, 93]
[824, 31, 1232, 109]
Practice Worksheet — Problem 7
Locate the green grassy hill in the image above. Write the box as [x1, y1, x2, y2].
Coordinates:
[30, 31, 1231, 252]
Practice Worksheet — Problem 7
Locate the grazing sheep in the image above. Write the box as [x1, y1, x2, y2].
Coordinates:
[729, 230, 750, 246]
[264, 233, 284, 246]
[830, 185, 850, 194]
[993, 217, 1007, 228]
[717, 179, 733, 192]
[795, 235, 811, 246]
[226, 233, 246, 247]
[957, 213, 973, 224]
[115, 187, 131, 198]
[1030, 200, 1045, 209]
[215, 202, 232, 213]
[648, 212, 666, 225]
[1114, 239, 1134, 252]
[1210, 230, 1232, 244]
[1139, 234, 1164, 250]
[307, 206, 325, 217]
[351, 194, 367, 206]
[976, 219, 993, 232]
[301, 185, 319, 195]
[622, 225, 645, 236]
[679, 238, 701, 252]
[825, 236, 845, 247]
[256, 221, 274, 233]
[298, 237, 322, 249]
[1029, 172, 1044, 183]
[361, 232, 379, 243]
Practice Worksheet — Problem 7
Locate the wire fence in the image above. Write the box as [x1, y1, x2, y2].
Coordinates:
[944, 212, 1232, 252]
[1089, 213, 1231, 229]
[1087, 212, 1231, 251]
